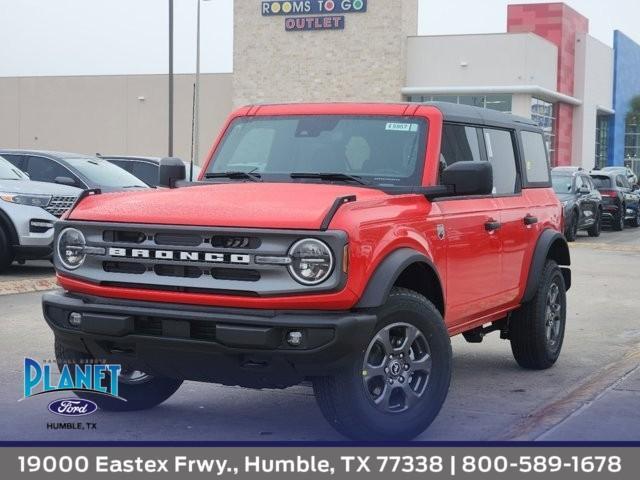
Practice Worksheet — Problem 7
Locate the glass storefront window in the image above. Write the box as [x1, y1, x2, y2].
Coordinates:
[625, 120, 640, 160]
[530, 97, 556, 166]
[595, 115, 610, 170]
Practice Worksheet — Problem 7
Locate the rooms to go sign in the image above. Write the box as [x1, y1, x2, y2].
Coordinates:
[262, 0, 367, 16]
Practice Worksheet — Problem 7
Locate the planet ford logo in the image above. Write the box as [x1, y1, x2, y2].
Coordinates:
[47, 398, 98, 417]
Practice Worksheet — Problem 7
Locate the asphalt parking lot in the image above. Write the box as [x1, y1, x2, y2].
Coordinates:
[1, 230, 639, 442]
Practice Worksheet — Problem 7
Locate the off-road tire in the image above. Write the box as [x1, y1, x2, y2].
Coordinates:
[312, 288, 452, 440]
[613, 204, 625, 231]
[510, 260, 566, 370]
[55, 339, 183, 411]
[587, 209, 601, 237]
[564, 210, 578, 242]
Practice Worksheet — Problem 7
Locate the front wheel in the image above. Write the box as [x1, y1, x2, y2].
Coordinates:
[0, 228, 14, 273]
[587, 209, 601, 237]
[613, 204, 625, 231]
[564, 211, 578, 242]
[55, 340, 183, 411]
[313, 288, 452, 440]
[509, 260, 566, 370]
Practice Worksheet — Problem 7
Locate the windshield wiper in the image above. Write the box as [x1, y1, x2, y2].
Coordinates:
[204, 171, 262, 182]
[290, 172, 369, 186]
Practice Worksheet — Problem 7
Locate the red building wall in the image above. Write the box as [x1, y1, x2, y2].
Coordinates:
[507, 3, 588, 166]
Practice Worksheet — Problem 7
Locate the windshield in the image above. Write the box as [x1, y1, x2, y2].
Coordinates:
[65, 157, 147, 188]
[551, 174, 573, 194]
[591, 175, 612, 188]
[0, 156, 28, 180]
[206, 116, 427, 187]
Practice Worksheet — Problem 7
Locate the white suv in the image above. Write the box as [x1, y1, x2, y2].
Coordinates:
[0, 156, 81, 271]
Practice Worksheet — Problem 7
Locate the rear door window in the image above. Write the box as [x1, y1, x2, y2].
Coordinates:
[483, 128, 519, 195]
[520, 131, 550, 184]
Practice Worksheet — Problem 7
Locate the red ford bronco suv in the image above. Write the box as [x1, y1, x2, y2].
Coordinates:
[44, 102, 570, 440]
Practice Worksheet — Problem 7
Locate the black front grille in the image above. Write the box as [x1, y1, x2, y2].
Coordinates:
[103, 230, 146, 244]
[154, 264, 203, 279]
[211, 236, 260, 249]
[155, 233, 202, 246]
[103, 261, 146, 275]
[211, 268, 260, 282]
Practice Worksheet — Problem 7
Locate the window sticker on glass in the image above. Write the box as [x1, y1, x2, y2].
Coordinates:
[386, 123, 418, 132]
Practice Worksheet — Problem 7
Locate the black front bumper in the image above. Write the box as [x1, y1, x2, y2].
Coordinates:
[42, 292, 377, 388]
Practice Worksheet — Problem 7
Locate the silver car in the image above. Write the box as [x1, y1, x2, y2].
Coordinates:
[0, 156, 81, 271]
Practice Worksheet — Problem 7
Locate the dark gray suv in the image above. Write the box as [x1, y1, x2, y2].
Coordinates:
[552, 167, 602, 241]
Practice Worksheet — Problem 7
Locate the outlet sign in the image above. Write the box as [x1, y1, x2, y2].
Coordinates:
[285, 15, 345, 31]
[262, 0, 367, 16]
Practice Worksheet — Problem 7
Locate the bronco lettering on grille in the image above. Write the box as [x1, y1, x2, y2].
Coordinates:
[108, 247, 251, 264]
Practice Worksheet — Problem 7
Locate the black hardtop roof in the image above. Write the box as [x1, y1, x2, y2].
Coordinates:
[425, 101, 539, 129]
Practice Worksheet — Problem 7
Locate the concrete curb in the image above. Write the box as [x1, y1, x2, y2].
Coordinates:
[0, 278, 58, 296]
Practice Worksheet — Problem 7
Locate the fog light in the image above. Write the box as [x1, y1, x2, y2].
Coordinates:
[68, 312, 82, 327]
[286, 330, 303, 347]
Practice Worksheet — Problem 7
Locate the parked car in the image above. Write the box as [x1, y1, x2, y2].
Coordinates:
[46, 102, 571, 440]
[98, 155, 202, 187]
[0, 150, 148, 192]
[597, 166, 638, 186]
[0, 155, 81, 271]
[590, 171, 640, 230]
[551, 167, 602, 240]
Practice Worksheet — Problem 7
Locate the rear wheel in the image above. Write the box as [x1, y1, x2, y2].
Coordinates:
[313, 288, 451, 440]
[587, 209, 602, 237]
[0, 227, 14, 273]
[55, 339, 183, 411]
[613, 204, 625, 231]
[509, 260, 566, 370]
[564, 211, 578, 242]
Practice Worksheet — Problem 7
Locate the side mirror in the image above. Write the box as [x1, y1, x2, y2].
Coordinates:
[54, 176, 76, 186]
[579, 185, 590, 194]
[158, 157, 186, 188]
[441, 161, 493, 196]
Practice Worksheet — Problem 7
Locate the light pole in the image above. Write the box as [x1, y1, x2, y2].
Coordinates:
[168, 0, 174, 157]
[192, 0, 212, 180]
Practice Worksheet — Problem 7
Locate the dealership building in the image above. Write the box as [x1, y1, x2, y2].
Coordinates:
[1, 0, 639, 172]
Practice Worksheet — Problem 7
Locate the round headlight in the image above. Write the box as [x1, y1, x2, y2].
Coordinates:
[57, 228, 86, 270]
[288, 238, 334, 285]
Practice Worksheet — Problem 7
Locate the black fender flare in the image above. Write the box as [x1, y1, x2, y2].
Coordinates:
[522, 229, 571, 303]
[356, 248, 443, 310]
[0, 208, 19, 245]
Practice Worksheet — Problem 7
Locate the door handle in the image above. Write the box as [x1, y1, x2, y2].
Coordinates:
[485, 220, 501, 232]
[524, 214, 538, 226]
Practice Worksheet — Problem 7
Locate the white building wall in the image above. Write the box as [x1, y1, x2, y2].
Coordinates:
[572, 34, 614, 170]
[406, 33, 558, 91]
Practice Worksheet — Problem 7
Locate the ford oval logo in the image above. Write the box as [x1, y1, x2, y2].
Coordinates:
[48, 398, 98, 417]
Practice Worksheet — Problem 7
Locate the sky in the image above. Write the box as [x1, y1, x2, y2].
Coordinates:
[0, 0, 639, 77]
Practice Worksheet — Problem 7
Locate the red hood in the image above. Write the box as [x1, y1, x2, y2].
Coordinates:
[68, 183, 389, 229]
